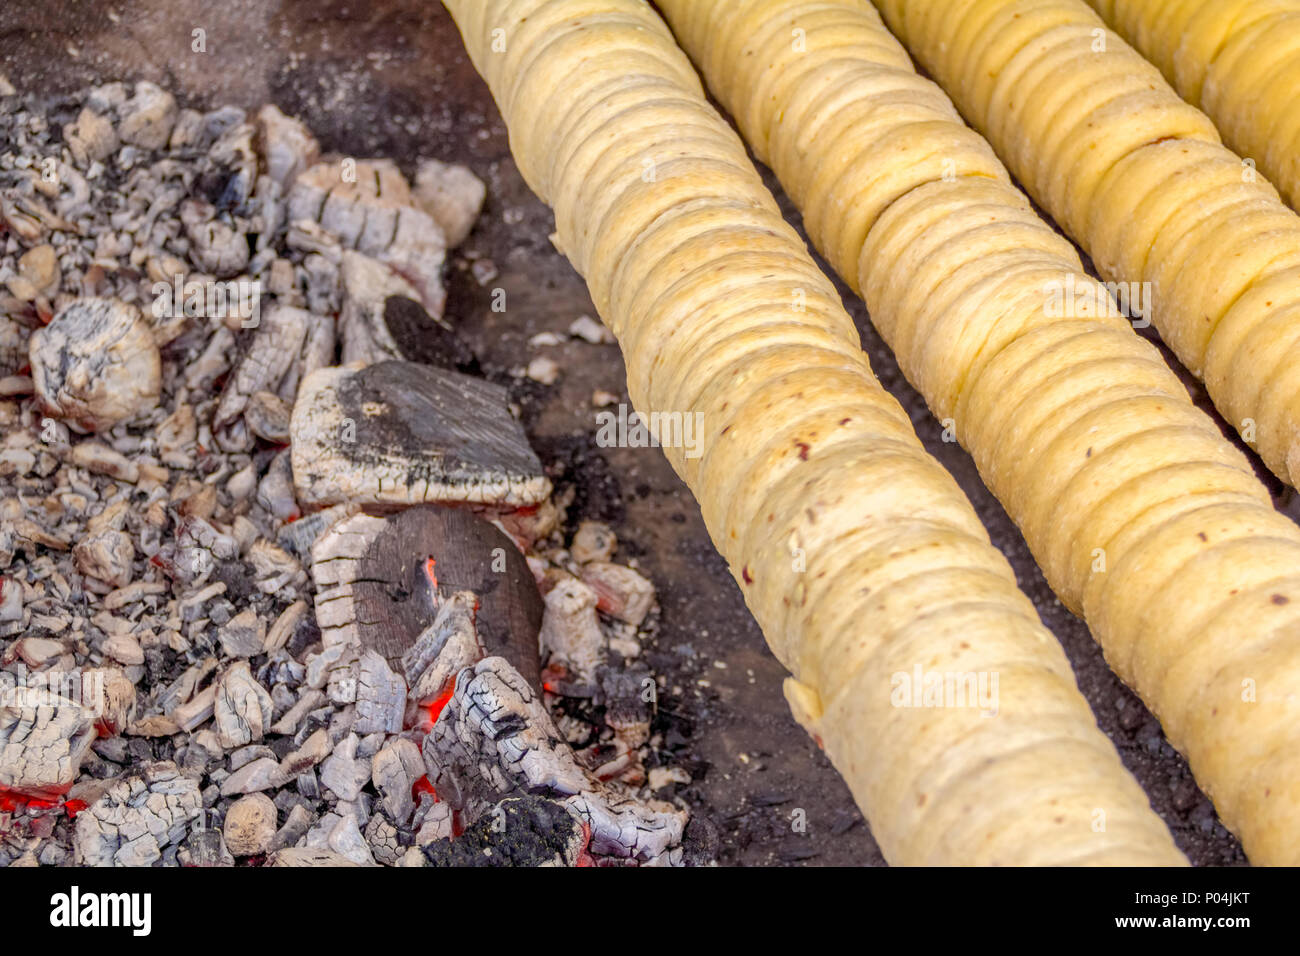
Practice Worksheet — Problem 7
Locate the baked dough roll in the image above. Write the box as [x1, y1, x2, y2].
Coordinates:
[872, 0, 1300, 490]
[442, 0, 1186, 865]
[1084, 1, 1300, 210]
[657, 0, 1300, 864]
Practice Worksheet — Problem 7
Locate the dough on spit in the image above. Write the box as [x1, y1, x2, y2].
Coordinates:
[658, 0, 1300, 864]
[441, 0, 1187, 865]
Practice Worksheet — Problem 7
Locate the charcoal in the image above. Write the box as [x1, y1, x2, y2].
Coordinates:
[310, 506, 541, 685]
[291, 361, 551, 510]
[422, 795, 586, 867]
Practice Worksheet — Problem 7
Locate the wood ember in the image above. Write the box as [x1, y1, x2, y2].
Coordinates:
[271, 804, 314, 851]
[570, 520, 616, 564]
[181, 198, 251, 278]
[73, 762, 201, 866]
[325, 812, 375, 864]
[539, 575, 606, 683]
[0, 694, 96, 798]
[93, 667, 139, 735]
[213, 662, 274, 748]
[223, 793, 277, 856]
[29, 298, 161, 431]
[371, 736, 424, 824]
[365, 812, 406, 865]
[424, 656, 686, 865]
[579, 562, 656, 628]
[319, 731, 371, 802]
[311, 506, 541, 686]
[218, 608, 265, 659]
[354, 649, 405, 735]
[214, 303, 333, 449]
[63, 107, 118, 166]
[72, 526, 134, 590]
[255, 105, 319, 189]
[220, 756, 286, 797]
[403, 590, 482, 707]
[287, 158, 447, 315]
[116, 81, 177, 149]
[291, 361, 551, 510]
[413, 158, 485, 248]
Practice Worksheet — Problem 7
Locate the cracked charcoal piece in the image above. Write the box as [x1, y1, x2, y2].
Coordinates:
[424, 656, 685, 864]
[312, 506, 541, 687]
[287, 158, 447, 316]
[382, 295, 477, 372]
[215, 304, 333, 433]
[291, 360, 551, 509]
[29, 297, 161, 431]
[422, 794, 587, 867]
[74, 762, 203, 866]
[0, 695, 97, 798]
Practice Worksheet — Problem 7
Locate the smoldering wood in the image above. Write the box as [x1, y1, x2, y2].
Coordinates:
[312, 505, 541, 685]
[287, 158, 447, 316]
[29, 297, 161, 431]
[424, 656, 686, 865]
[403, 590, 483, 706]
[291, 360, 551, 510]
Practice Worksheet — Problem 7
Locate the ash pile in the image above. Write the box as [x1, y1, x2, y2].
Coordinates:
[0, 75, 710, 867]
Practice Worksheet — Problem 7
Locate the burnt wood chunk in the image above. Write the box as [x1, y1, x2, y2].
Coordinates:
[29, 298, 161, 431]
[382, 294, 476, 371]
[291, 360, 551, 509]
[424, 656, 686, 864]
[311, 505, 542, 687]
[421, 795, 586, 867]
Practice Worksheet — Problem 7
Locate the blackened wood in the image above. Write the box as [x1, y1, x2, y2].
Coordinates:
[351, 505, 541, 687]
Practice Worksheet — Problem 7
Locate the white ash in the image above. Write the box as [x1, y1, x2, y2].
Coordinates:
[73, 762, 201, 866]
[424, 656, 686, 865]
[29, 298, 161, 431]
[0, 693, 96, 798]
[0, 78, 691, 869]
[538, 575, 606, 683]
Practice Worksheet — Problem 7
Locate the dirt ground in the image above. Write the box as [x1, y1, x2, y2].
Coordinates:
[1, 0, 1265, 865]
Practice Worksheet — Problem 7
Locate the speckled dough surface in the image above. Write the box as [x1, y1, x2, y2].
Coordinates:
[654, 0, 1300, 864]
[441, 0, 1187, 865]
